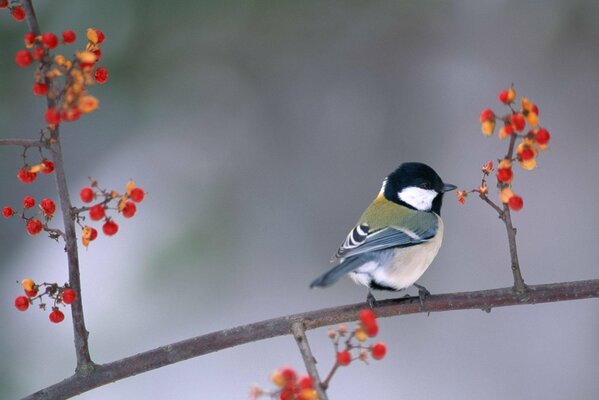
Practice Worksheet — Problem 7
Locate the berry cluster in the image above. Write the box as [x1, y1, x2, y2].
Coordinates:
[14, 278, 76, 324]
[330, 309, 387, 367]
[251, 310, 387, 399]
[250, 368, 318, 400]
[16, 159, 55, 184]
[2, 194, 58, 237]
[76, 179, 145, 247]
[12, 19, 107, 126]
[458, 87, 552, 211]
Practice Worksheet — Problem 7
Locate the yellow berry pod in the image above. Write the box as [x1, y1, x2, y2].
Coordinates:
[507, 87, 517, 102]
[499, 188, 514, 204]
[86, 28, 99, 44]
[21, 278, 36, 292]
[298, 389, 318, 400]
[78, 95, 99, 113]
[76, 51, 97, 64]
[355, 328, 368, 342]
[498, 159, 512, 169]
[126, 179, 137, 196]
[481, 120, 495, 136]
[526, 112, 538, 127]
[519, 158, 537, 170]
[270, 371, 285, 388]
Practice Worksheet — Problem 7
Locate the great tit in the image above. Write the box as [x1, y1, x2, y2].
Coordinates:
[310, 162, 456, 306]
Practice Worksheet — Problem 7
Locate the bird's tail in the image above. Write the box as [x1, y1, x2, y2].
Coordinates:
[310, 256, 365, 288]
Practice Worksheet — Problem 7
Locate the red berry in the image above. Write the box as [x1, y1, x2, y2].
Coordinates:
[80, 187, 95, 203]
[280, 367, 297, 383]
[15, 296, 29, 311]
[49, 308, 65, 323]
[122, 201, 137, 218]
[371, 342, 387, 360]
[479, 108, 494, 123]
[535, 128, 551, 145]
[41, 32, 59, 49]
[62, 30, 76, 44]
[23, 196, 35, 209]
[498, 90, 510, 104]
[40, 198, 56, 217]
[61, 107, 81, 122]
[336, 350, 352, 366]
[0, 0, 8, 8]
[42, 160, 55, 174]
[519, 147, 534, 161]
[102, 220, 119, 236]
[496, 168, 513, 183]
[15, 49, 33, 67]
[2, 206, 15, 218]
[508, 195, 523, 211]
[11, 6, 26, 21]
[298, 375, 313, 390]
[510, 113, 526, 131]
[89, 227, 98, 241]
[26, 219, 43, 235]
[89, 204, 105, 220]
[62, 288, 77, 304]
[32, 82, 48, 96]
[17, 167, 37, 184]
[45, 107, 61, 125]
[359, 309, 377, 326]
[365, 321, 379, 337]
[92, 48, 102, 62]
[503, 123, 514, 136]
[25, 289, 38, 297]
[94, 67, 109, 84]
[24, 32, 36, 47]
[95, 29, 105, 44]
[32, 46, 45, 60]
[130, 187, 145, 203]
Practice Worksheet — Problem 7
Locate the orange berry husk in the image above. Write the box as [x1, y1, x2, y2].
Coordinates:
[298, 389, 318, 400]
[355, 328, 368, 342]
[499, 188, 514, 204]
[498, 159, 512, 169]
[481, 120, 495, 136]
[519, 158, 537, 171]
[271, 371, 286, 388]
[21, 278, 37, 292]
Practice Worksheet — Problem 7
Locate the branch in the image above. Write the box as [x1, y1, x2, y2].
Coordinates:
[19, 0, 95, 373]
[291, 322, 328, 400]
[0, 138, 47, 148]
[22, 279, 599, 400]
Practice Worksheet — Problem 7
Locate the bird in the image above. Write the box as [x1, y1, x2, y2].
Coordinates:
[310, 162, 456, 307]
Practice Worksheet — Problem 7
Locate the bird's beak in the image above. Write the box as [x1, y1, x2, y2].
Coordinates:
[442, 183, 457, 193]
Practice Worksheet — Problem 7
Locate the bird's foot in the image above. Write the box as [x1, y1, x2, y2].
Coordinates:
[366, 291, 377, 309]
[414, 284, 430, 309]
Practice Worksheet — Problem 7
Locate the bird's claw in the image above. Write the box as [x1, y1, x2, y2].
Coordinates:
[414, 284, 430, 309]
[366, 291, 377, 309]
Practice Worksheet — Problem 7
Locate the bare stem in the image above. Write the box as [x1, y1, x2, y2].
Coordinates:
[19, 0, 95, 374]
[291, 322, 328, 400]
[22, 279, 599, 400]
[0, 138, 47, 148]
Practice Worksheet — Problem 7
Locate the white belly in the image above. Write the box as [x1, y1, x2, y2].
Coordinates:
[349, 218, 444, 290]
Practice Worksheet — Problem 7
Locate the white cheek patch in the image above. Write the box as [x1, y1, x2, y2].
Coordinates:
[398, 187, 438, 211]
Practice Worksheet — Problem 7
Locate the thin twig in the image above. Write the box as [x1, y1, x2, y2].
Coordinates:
[291, 322, 328, 400]
[21, 279, 599, 400]
[0, 138, 47, 148]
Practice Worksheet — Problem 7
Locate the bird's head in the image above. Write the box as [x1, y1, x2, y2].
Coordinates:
[381, 162, 457, 214]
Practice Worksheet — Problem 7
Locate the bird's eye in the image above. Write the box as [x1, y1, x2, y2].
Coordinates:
[419, 182, 431, 190]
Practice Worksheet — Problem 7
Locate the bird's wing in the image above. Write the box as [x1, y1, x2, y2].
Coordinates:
[332, 211, 438, 261]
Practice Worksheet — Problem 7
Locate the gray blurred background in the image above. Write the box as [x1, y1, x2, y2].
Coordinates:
[1, 1, 598, 399]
